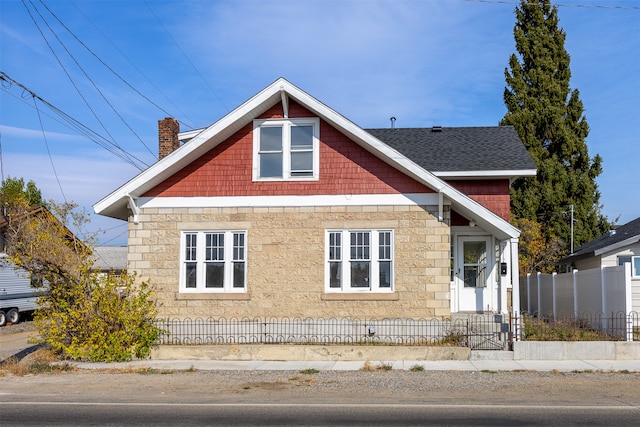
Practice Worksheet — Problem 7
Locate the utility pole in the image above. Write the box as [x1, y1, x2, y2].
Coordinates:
[570, 204, 574, 254]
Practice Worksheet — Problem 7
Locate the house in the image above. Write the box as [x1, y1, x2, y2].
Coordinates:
[94, 78, 535, 319]
[561, 217, 640, 311]
[0, 205, 85, 325]
[562, 217, 640, 273]
[92, 246, 128, 276]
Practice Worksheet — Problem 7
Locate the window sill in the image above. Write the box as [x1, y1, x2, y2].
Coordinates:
[176, 293, 250, 300]
[321, 292, 398, 301]
[253, 176, 319, 182]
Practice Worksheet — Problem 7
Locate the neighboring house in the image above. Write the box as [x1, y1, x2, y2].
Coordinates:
[92, 246, 128, 275]
[0, 206, 84, 324]
[94, 78, 536, 319]
[562, 217, 640, 273]
[525, 217, 640, 316]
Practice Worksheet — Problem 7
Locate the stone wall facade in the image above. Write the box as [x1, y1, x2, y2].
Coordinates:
[128, 204, 451, 319]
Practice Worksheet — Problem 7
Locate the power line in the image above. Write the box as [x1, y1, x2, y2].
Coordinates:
[1, 71, 149, 170]
[21, 0, 122, 154]
[97, 228, 128, 245]
[26, 0, 156, 159]
[70, 0, 197, 131]
[143, 0, 229, 112]
[32, 96, 67, 203]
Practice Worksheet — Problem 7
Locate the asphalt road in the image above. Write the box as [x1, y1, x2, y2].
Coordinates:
[2, 401, 639, 426]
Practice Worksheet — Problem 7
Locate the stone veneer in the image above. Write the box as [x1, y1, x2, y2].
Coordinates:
[128, 204, 451, 319]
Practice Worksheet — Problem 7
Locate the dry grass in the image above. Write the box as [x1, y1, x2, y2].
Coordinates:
[97, 366, 175, 375]
[0, 349, 75, 376]
[522, 316, 621, 341]
[360, 361, 393, 371]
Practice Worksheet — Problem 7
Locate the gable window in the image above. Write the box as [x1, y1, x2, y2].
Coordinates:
[326, 230, 393, 292]
[253, 118, 319, 180]
[180, 231, 246, 292]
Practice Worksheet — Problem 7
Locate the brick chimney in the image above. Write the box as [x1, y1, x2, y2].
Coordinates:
[158, 117, 180, 159]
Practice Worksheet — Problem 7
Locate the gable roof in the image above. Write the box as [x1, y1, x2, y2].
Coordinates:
[0, 205, 84, 248]
[366, 127, 536, 180]
[94, 77, 526, 240]
[563, 217, 640, 262]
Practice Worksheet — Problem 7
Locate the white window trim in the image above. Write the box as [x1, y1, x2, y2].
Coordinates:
[179, 230, 247, 293]
[633, 256, 640, 278]
[252, 118, 320, 181]
[324, 229, 394, 293]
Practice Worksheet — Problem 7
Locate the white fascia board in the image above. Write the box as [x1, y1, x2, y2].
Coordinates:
[281, 82, 445, 192]
[94, 80, 288, 219]
[433, 169, 537, 179]
[594, 236, 640, 256]
[94, 77, 521, 239]
[138, 193, 443, 209]
[281, 82, 519, 239]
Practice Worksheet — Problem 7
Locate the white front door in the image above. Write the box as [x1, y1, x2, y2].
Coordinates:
[455, 236, 493, 312]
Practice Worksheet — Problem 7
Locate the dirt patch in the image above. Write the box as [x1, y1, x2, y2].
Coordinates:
[0, 320, 36, 336]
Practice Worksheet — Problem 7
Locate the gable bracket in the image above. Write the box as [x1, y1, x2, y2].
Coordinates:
[126, 193, 140, 224]
[280, 88, 289, 118]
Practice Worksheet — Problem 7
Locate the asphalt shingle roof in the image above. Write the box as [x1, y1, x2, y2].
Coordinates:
[567, 217, 640, 259]
[365, 126, 536, 173]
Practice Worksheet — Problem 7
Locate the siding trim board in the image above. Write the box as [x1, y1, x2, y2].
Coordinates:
[137, 193, 443, 209]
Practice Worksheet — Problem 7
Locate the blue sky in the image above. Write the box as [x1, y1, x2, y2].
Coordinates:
[1, 0, 638, 246]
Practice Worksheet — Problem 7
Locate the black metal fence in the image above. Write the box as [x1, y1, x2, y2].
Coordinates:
[154, 311, 639, 349]
[515, 311, 640, 342]
[155, 315, 511, 350]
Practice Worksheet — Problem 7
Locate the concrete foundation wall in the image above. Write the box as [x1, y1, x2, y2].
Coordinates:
[152, 344, 470, 361]
[152, 342, 640, 361]
[513, 341, 640, 360]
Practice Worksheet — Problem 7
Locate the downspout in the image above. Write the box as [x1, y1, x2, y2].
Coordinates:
[126, 194, 140, 225]
[438, 191, 444, 222]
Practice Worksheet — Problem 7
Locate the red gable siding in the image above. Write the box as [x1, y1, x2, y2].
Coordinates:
[144, 102, 432, 197]
[448, 179, 511, 222]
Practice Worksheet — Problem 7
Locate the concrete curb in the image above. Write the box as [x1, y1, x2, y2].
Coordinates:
[67, 358, 640, 372]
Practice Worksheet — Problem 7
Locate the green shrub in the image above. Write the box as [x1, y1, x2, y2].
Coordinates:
[33, 271, 162, 362]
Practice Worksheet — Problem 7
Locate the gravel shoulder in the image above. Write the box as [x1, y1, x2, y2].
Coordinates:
[2, 367, 639, 407]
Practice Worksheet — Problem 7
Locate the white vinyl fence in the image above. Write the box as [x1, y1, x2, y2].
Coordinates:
[519, 263, 636, 340]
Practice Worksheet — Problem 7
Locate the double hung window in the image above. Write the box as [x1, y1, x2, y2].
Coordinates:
[181, 231, 246, 292]
[326, 230, 393, 292]
[253, 118, 319, 180]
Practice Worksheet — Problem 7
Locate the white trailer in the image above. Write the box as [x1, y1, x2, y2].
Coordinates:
[0, 254, 39, 326]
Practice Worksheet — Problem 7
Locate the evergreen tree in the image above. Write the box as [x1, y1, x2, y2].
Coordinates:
[0, 176, 46, 209]
[502, 0, 609, 262]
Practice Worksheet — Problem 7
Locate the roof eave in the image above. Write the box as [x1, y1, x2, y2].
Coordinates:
[594, 235, 640, 256]
[93, 78, 522, 240]
[94, 79, 288, 220]
[434, 169, 537, 180]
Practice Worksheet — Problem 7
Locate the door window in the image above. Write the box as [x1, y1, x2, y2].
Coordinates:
[463, 241, 487, 288]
